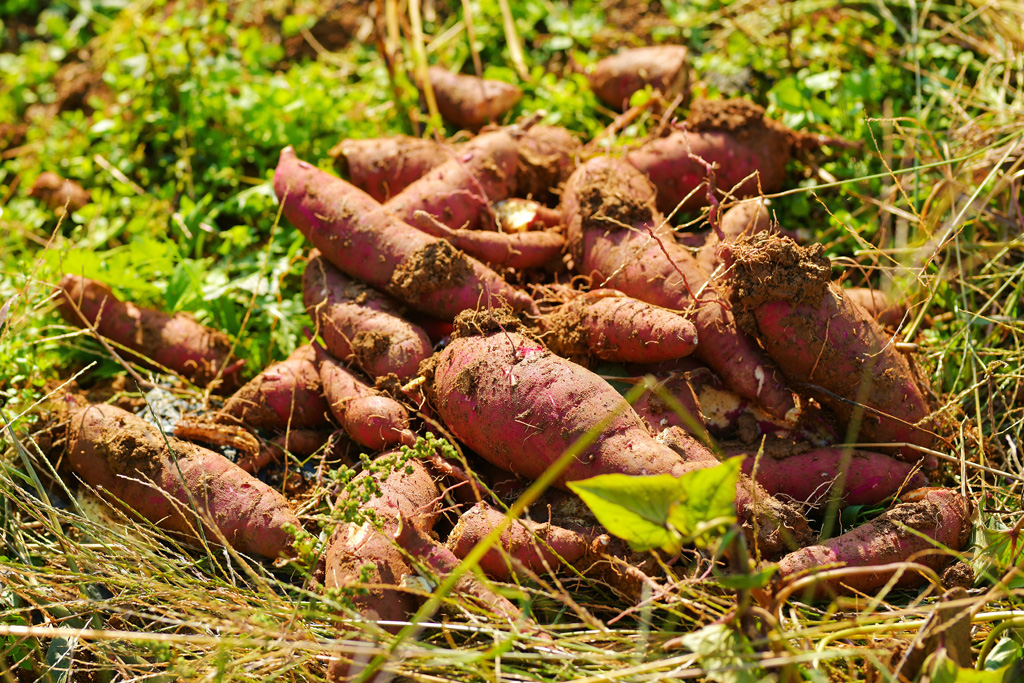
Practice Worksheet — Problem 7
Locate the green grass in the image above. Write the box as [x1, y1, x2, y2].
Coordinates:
[2, 0, 1024, 680]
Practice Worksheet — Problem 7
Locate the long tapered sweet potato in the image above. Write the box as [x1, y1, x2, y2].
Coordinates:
[728, 234, 935, 459]
[413, 210, 565, 270]
[274, 147, 534, 319]
[316, 345, 416, 451]
[65, 403, 303, 558]
[542, 290, 698, 365]
[428, 66, 522, 130]
[422, 311, 812, 556]
[776, 487, 971, 598]
[303, 250, 432, 380]
[385, 129, 519, 233]
[220, 344, 330, 431]
[561, 155, 796, 420]
[56, 274, 242, 391]
[329, 135, 451, 202]
[737, 447, 929, 507]
[588, 45, 692, 111]
[447, 501, 589, 580]
[627, 99, 795, 214]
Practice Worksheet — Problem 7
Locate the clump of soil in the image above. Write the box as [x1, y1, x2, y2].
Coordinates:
[351, 330, 391, 372]
[450, 306, 528, 340]
[728, 233, 832, 334]
[567, 163, 658, 261]
[541, 300, 590, 365]
[389, 241, 472, 303]
[687, 98, 802, 154]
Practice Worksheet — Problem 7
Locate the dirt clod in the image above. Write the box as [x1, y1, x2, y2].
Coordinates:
[389, 241, 473, 303]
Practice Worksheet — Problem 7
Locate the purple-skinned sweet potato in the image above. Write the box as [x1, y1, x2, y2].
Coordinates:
[447, 501, 589, 580]
[542, 290, 698, 365]
[776, 487, 971, 598]
[413, 210, 564, 270]
[422, 311, 812, 557]
[737, 447, 930, 507]
[561, 155, 797, 421]
[65, 402, 303, 558]
[303, 250, 432, 380]
[220, 344, 330, 431]
[56, 274, 242, 391]
[844, 287, 908, 329]
[631, 374, 706, 437]
[385, 129, 519, 233]
[514, 125, 581, 203]
[316, 345, 416, 451]
[273, 147, 535, 319]
[627, 99, 795, 214]
[329, 135, 451, 202]
[428, 66, 522, 130]
[696, 198, 773, 275]
[588, 45, 692, 111]
[728, 234, 935, 459]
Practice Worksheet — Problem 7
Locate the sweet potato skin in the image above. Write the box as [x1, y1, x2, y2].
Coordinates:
[729, 235, 934, 458]
[697, 198, 773, 275]
[66, 403, 301, 558]
[632, 375, 705, 436]
[447, 501, 589, 580]
[561, 156, 796, 420]
[274, 146, 534, 318]
[385, 129, 519, 233]
[57, 274, 241, 391]
[515, 125, 581, 203]
[329, 135, 450, 202]
[316, 347, 416, 451]
[777, 487, 971, 597]
[413, 211, 564, 269]
[303, 250, 432, 380]
[221, 344, 330, 431]
[737, 447, 929, 507]
[844, 287, 907, 328]
[588, 46, 691, 111]
[428, 66, 522, 130]
[626, 99, 792, 214]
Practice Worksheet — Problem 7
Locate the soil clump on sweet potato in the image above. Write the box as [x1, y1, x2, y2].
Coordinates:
[389, 241, 474, 303]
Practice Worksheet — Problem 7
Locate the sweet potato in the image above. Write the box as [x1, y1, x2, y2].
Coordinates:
[588, 45, 692, 111]
[776, 487, 971, 598]
[844, 287, 908, 329]
[65, 403, 303, 559]
[31, 171, 91, 214]
[329, 135, 450, 202]
[737, 447, 929, 507]
[220, 344, 330, 431]
[447, 501, 589, 580]
[542, 290, 698, 365]
[494, 198, 563, 232]
[631, 374, 706, 437]
[561, 155, 796, 421]
[427, 66, 522, 130]
[696, 198, 773, 275]
[728, 234, 935, 459]
[385, 129, 519, 233]
[274, 146, 534, 319]
[514, 125, 581, 203]
[56, 274, 242, 391]
[394, 516, 524, 623]
[316, 345, 416, 451]
[324, 456, 441, 681]
[303, 250, 432, 380]
[627, 99, 794, 214]
[413, 210, 565, 270]
[422, 311, 812, 556]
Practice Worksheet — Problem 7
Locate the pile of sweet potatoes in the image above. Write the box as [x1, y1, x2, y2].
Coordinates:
[47, 50, 973, 682]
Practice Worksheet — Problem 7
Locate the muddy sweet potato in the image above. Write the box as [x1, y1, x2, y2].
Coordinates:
[220, 344, 330, 431]
[329, 135, 451, 202]
[588, 45, 692, 111]
[274, 146, 534, 319]
[844, 287, 908, 329]
[385, 129, 519, 233]
[627, 99, 795, 214]
[316, 345, 416, 451]
[776, 487, 971, 598]
[447, 501, 589, 580]
[428, 66, 522, 130]
[303, 250, 432, 380]
[57, 274, 242, 391]
[65, 403, 303, 558]
[422, 311, 812, 557]
[514, 125, 581, 203]
[737, 447, 930, 507]
[542, 290, 698, 365]
[728, 234, 935, 459]
[696, 198, 773, 275]
[631, 374, 706, 436]
[561, 155, 796, 421]
[413, 211, 565, 270]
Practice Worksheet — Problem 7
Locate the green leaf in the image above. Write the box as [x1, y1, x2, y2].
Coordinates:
[675, 623, 759, 683]
[714, 563, 778, 591]
[569, 473, 684, 552]
[984, 637, 1022, 671]
[932, 656, 1013, 682]
[668, 457, 740, 545]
